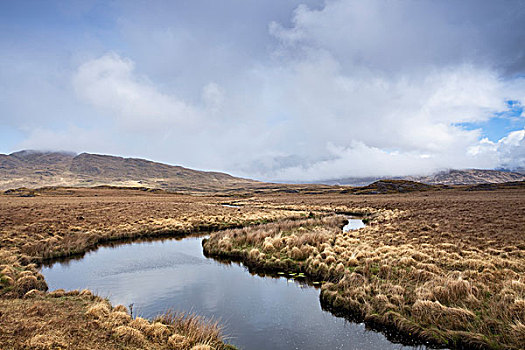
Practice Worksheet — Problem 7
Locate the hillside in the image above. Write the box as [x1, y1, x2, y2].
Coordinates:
[346, 179, 436, 195]
[406, 169, 525, 185]
[320, 169, 525, 186]
[3, 150, 524, 193]
[0, 150, 257, 192]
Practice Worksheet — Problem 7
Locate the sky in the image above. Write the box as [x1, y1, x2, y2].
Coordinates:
[1, 0, 525, 181]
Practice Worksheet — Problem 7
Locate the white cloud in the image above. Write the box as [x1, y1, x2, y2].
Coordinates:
[269, 0, 525, 74]
[64, 49, 525, 181]
[496, 129, 525, 169]
[18, 126, 117, 155]
[202, 82, 225, 115]
[5, 1, 525, 180]
[73, 53, 202, 132]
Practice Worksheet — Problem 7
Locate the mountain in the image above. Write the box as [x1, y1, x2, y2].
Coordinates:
[341, 179, 436, 195]
[0, 150, 257, 191]
[319, 169, 525, 186]
[510, 167, 525, 175]
[3, 150, 524, 192]
[405, 169, 525, 185]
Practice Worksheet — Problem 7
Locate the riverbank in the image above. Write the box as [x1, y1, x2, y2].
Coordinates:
[203, 190, 525, 350]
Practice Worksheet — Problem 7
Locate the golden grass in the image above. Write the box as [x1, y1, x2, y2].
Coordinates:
[1, 187, 313, 349]
[0, 292, 236, 350]
[113, 326, 147, 345]
[204, 188, 525, 349]
[1, 186, 523, 349]
[154, 311, 225, 349]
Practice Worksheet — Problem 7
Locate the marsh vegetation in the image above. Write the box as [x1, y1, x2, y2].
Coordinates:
[1, 185, 524, 349]
[203, 190, 525, 349]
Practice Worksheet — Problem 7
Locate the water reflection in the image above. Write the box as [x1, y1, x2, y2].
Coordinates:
[342, 217, 366, 232]
[221, 203, 241, 208]
[42, 235, 431, 350]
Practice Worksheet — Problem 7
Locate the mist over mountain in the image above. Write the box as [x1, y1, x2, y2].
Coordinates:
[2, 150, 524, 191]
[318, 169, 525, 187]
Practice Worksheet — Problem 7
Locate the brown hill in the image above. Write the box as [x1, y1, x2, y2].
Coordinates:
[0, 150, 256, 192]
[349, 179, 436, 195]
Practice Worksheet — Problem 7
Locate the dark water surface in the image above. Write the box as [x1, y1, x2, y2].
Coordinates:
[41, 224, 428, 350]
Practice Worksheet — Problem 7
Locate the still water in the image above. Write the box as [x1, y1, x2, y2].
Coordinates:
[342, 217, 366, 232]
[41, 220, 428, 350]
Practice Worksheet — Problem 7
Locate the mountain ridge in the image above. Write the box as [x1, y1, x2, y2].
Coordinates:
[2, 150, 524, 191]
[0, 150, 256, 191]
[318, 168, 525, 186]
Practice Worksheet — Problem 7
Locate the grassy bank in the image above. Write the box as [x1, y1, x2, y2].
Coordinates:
[0, 290, 234, 350]
[203, 193, 525, 349]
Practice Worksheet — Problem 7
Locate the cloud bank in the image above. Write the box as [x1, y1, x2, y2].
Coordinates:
[2, 0, 525, 181]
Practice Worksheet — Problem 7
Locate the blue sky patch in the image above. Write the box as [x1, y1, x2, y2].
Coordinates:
[456, 100, 524, 142]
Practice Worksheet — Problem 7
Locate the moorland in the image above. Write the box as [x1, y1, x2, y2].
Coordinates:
[0, 182, 524, 349]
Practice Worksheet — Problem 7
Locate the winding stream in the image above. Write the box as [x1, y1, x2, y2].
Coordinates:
[41, 219, 429, 350]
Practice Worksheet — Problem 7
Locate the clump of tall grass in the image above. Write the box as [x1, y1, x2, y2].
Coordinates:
[112, 325, 146, 345]
[86, 302, 110, 319]
[412, 300, 476, 331]
[84, 301, 231, 349]
[27, 333, 67, 350]
[155, 311, 225, 349]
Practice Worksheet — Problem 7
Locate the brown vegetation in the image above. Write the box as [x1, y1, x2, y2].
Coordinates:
[203, 188, 525, 349]
[1, 185, 523, 349]
[0, 291, 234, 350]
[0, 187, 308, 349]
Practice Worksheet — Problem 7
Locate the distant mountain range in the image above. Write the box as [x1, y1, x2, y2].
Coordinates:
[1, 150, 524, 191]
[0, 150, 256, 191]
[318, 169, 525, 187]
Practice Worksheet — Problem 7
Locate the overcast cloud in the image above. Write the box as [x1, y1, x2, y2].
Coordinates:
[1, 0, 525, 181]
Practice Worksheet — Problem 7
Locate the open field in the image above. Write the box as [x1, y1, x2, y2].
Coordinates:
[1, 185, 524, 349]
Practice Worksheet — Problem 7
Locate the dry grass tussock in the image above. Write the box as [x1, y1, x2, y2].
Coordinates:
[98, 305, 229, 349]
[204, 189, 525, 350]
[155, 311, 225, 348]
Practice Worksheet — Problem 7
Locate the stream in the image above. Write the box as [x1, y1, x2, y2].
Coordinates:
[41, 219, 429, 350]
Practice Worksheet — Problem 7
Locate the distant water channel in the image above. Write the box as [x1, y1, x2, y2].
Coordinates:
[41, 219, 429, 350]
[343, 217, 366, 232]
